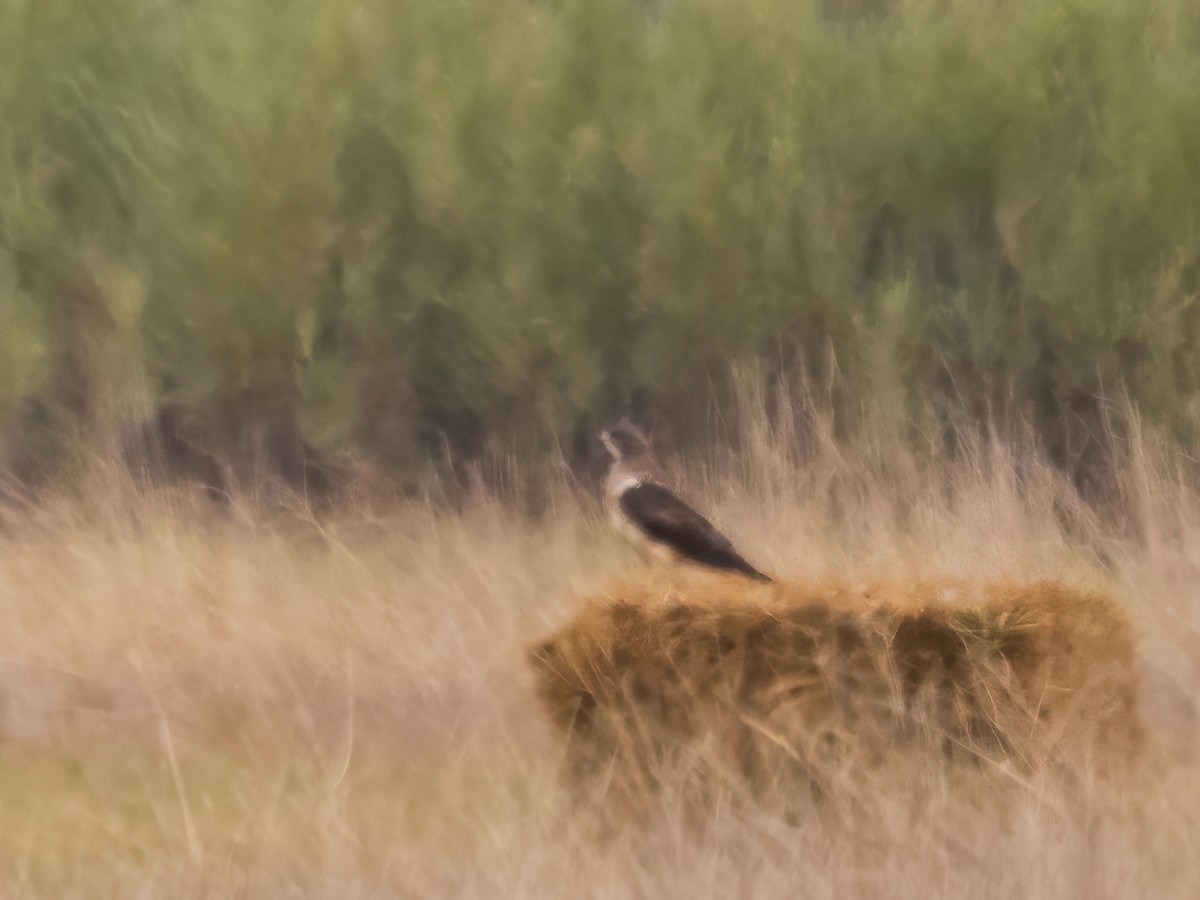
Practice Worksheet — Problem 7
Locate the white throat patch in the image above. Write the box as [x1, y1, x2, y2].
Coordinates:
[611, 475, 643, 496]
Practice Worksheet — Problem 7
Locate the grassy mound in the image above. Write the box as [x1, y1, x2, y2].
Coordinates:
[528, 574, 1142, 813]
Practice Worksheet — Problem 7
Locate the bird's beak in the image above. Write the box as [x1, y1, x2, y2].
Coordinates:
[600, 430, 620, 460]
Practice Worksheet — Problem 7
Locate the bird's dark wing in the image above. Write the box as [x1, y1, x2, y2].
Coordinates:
[618, 482, 770, 581]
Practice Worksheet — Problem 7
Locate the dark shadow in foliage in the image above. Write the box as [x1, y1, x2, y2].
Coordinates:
[820, 0, 895, 23]
[408, 301, 494, 489]
[122, 398, 349, 507]
[122, 405, 229, 502]
[857, 194, 1141, 535]
[337, 121, 493, 491]
[4, 263, 113, 495]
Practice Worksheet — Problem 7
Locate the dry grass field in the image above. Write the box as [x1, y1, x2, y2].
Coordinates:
[1, 424, 1199, 898]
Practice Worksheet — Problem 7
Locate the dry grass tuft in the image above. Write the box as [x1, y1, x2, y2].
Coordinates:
[529, 573, 1142, 817]
[2, 412, 1200, 896]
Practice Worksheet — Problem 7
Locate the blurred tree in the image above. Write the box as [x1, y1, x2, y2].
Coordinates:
[2, 0, 1200, 499]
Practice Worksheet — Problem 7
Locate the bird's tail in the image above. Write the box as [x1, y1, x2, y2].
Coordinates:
[729, 555, 772, 583]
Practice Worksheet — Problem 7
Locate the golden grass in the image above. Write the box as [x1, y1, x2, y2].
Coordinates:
[528, 575, 1142, 819]
[0, 431, 1199, 896]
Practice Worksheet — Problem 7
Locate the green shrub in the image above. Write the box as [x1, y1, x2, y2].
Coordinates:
[2, 0, 1199, 485]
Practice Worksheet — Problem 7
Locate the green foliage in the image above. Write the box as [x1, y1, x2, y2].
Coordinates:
[2, 0, 1200, 475]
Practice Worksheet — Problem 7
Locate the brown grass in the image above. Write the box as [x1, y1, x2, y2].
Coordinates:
[0, 419, 1199, 896]
[529, 575, 1142, 818]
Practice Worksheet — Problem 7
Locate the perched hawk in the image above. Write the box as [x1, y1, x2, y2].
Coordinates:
[600, 423, 771, 582]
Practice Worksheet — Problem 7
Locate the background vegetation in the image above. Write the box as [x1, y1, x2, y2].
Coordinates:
[3, 0, 1200, 495]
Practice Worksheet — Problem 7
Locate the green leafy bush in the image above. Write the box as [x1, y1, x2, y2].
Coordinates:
[3, 0, 1199, 487]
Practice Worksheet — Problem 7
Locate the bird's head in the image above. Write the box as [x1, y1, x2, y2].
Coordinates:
[600, 421, 651, 462]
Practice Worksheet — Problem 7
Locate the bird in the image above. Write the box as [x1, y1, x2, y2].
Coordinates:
[600, 422, 771, 582]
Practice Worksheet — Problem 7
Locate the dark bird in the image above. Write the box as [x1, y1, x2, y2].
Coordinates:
[600, 423, 771, 582]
